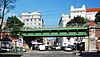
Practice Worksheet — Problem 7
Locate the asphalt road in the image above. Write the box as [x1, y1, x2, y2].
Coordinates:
[21, 50, 80, 57]
[21, 50, 100, 57]
[0, 50, 100, 57]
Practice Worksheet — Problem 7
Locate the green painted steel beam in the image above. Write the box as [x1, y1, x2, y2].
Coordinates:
[21, 27, 89, 37]
[21, 32, 88, 37]
[21, 32, 87, 37]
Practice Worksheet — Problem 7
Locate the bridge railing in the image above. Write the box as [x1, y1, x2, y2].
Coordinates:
[43, 24, 88, 28]
[21, 24, 88, 30]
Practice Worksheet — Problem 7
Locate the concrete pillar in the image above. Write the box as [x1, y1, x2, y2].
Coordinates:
[86, 20, 97, 52]
[88, 28, 97, 52]
[84, 37, 89, 51]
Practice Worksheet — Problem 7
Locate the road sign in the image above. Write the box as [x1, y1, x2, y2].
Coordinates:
[13, 38, 18, 42]
[18, 38, 22, 43]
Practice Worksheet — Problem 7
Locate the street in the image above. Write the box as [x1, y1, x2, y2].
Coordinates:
[21, 50, 100, 57]
[21, 50, 77, 57]
[0, 50, 100, 57]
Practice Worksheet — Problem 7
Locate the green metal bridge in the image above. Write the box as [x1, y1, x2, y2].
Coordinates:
[21, 27, 89, 37]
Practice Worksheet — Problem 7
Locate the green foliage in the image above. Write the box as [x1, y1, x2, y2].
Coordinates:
[95, 11, 100, 23]
[4, 16, 24, 38]
[67, 16, 89, 26]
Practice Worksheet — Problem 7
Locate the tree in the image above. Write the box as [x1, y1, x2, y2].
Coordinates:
[67, 16, 89, 26]
[4, 16, 24, 38]
[0, 0, 16, 31]
[95, 11, 100, 22]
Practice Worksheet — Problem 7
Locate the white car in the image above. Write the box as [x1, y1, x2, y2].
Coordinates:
[22, 48, 26, 52]
[55, 46, 61, 50]
[64, 47, 72, 51]
[39, 45, 45, 50]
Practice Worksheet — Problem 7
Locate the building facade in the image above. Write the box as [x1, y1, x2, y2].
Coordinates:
[58, 5, 100, 51]
[70, 5, 86, 19]
[20, 11, 48, 49]
[86, 8, 100, 20]
[20, 11, 44, 28]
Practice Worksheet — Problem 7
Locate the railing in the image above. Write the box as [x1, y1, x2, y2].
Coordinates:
[22, 24, 88, 30]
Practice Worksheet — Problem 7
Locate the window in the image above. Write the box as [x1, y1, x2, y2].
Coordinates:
[34, 19, 36, 21]
[23, 20, 25, 22]
[74, 12, 76, 13]
[80, 11, 82, 13]
[25, 23, 28, 25]
[31, 19, 32, 21]
[39, 23, 41, 25]
[64, 43, 66, 45]
[39, 19, 41, 21]
[26, 19, 29, 21]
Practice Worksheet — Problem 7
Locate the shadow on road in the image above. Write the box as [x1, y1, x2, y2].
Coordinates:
[80, 52, 100, 57]
[0, 55, 22, 57]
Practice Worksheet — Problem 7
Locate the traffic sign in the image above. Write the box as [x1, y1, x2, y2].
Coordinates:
[18, 38, 22, 43]
[13, 38, 18, 42]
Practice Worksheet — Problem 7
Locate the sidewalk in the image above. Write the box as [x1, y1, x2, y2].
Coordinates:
[0, 52, 23, 56]
[27, 50, 74, 54]
[74, 51, 100, 57]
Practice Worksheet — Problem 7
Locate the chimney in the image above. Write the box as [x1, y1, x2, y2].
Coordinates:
[82, 5, 86, 10]
[71, 5, 74, 11]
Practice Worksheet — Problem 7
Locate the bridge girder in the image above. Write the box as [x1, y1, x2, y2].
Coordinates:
[21, 27, 89, 37]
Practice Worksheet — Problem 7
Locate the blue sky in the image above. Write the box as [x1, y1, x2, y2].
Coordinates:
[9, 0, 100, 26]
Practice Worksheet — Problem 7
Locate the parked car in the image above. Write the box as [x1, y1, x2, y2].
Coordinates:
[64, 46, 72, 51]
[1, 43, 10, 51]
[22, 48, 26, 52]
[0, 41, 12, 52]
[39, 45, 46, 51]
[55, 46, 61, 50]
[64, 45, 76, 51]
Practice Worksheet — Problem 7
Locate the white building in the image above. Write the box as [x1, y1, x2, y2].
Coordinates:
[0, 19, 6, 29]
[20, 11, 48, 48]
[58, 5, 100, 51]
[58, 5, 87, 47]
[70, 5, 86, 19]
[59, 14, 70, 27]
[20, 11, 44, 28]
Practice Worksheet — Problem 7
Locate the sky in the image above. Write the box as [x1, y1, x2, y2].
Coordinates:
[9, 0, 100, 26]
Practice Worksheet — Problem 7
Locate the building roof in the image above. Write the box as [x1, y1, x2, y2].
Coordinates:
[86, 8, 100, 12]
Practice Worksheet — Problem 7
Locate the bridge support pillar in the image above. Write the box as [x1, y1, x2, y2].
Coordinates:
[84, 37, 89, 51]
[88, 37, 97, 52]
[88, 28, 97, 52]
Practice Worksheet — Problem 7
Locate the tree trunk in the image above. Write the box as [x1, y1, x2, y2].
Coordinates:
[0, 0, 6, 37]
